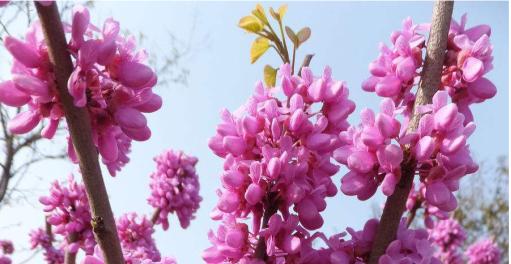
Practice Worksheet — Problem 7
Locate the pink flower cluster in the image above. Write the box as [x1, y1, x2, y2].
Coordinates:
[466, 239, 501, 264]
[0, 240, 13, 264]
[429, 218, 466, 263]
[334, 98, 403, 199]
[0, 5, 161, 176]
[339, 15, 493, 217]
[379, 220, 440, 264]
[406, 183, 449, 228]
[117, 213, 161, 263]
[362, 15, 495, 123]
[39, 175, 96, 255]
[443, 14, 496, 124]
[82, 246, 177, 264]
[29, 228, 65, 264]
[362, 17, 425, 111]
[204, 64, 355, 262]
[148, 149, 201, 230]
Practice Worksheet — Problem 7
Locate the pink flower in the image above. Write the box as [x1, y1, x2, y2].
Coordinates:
[379, 219, 441, 264]
[117, 213, 161, 263]
[205, 64, 355, 262]
[335, 98, 403, 199]
[466, 239, 501, 264]
[148, 149, 201, 230]
[82, 245, 177, 264]
[38, 175, 96, 255]
[29, 228, 65, 264]
[0, 5, 162, 176]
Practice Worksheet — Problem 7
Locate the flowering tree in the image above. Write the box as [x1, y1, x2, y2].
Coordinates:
[0, 1, 505, 264]
[203, 1, 501, 264]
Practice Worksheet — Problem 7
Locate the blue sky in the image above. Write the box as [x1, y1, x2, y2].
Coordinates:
[0, 2, 507, 263]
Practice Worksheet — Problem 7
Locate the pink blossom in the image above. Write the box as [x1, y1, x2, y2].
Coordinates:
[0, 5, 162, 176]
[0, 241, 13, 255]
[148, 149, 201, 230]
[0, 240, 13, 264]
[82, 246, 177, 264]
[466, 239, 501, 264]
[205, 64, 355, 262]
[335, 98, 403, 199]
[29, 228, 65, 264]
[38, 175, 96, 255]
[379, 220, 441, 264]
[117, 213, 161, 263]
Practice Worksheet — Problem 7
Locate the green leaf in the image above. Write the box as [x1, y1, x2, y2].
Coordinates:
[285, 26, 299, 47]
[250, 37, 270, 63]
[239, 16, 263, 33]
[264, 65, 277, 87]
[252, 4, 268, 25]
[296, 27, 311, 46]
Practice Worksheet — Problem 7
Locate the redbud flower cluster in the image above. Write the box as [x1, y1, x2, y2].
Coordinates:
[429, 218, 466, 263]
[117, 213, 161, 263]
[38, 175, 96, 255]
[204, 64, 355, 262]
[466, 239, 501, 264]
[0, 5, 161, 176]
[379, 219, 440, 264]
[148, 149, 201, 230]
[0, 240, 13, 264]
[338, 15, 493, 218]
[29, 228, 65, 264]
[82, 246, 177, 264]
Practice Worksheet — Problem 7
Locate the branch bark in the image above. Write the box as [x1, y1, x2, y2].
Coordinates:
[254, 192, 279, 260]
[34, 3, 124, 264]
[368, 1, 454, 263]
[64, 233, 78, 264]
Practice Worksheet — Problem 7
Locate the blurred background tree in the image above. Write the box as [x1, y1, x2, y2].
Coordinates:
[454, 156, 509, 262]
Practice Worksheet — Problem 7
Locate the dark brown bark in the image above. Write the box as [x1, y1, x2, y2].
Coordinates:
[34, 3, 124, 264]
[368, 1, 454, 263]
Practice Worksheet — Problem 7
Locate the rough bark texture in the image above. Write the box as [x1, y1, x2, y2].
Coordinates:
[34, 3, 125, 264]
[367, 1, 454, 263]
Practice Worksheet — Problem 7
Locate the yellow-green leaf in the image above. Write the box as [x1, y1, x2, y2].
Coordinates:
[250, 37, 270, 64]
[264, 65, 277, 87]
[285, 26, 299, 47]
[278, 5, 288, 20]
[239, 16, 263, 33]
[296, 27, 311, 46]
[252, 4, 268, 24]
[269, 7, 279, 21]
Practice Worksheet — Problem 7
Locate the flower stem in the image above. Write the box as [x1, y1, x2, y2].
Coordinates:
[254, 192, 279, 260]
[151, 207, 162, 226]
[34, 2, 125, 264]
[64, 233, 78, 264]
[367, 1, 454, 263]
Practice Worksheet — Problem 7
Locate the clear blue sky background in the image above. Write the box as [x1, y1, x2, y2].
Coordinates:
[0, 2, 507, 263]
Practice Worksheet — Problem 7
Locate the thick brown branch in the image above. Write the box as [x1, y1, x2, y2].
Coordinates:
[368, 1, 454, 263]
[34, 3, 124, 264]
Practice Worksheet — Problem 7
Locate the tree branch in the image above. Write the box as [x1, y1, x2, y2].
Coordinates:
[254, 192, 279, 260]
[34, 3, 124, 264]
[368, 1, 454, 263]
